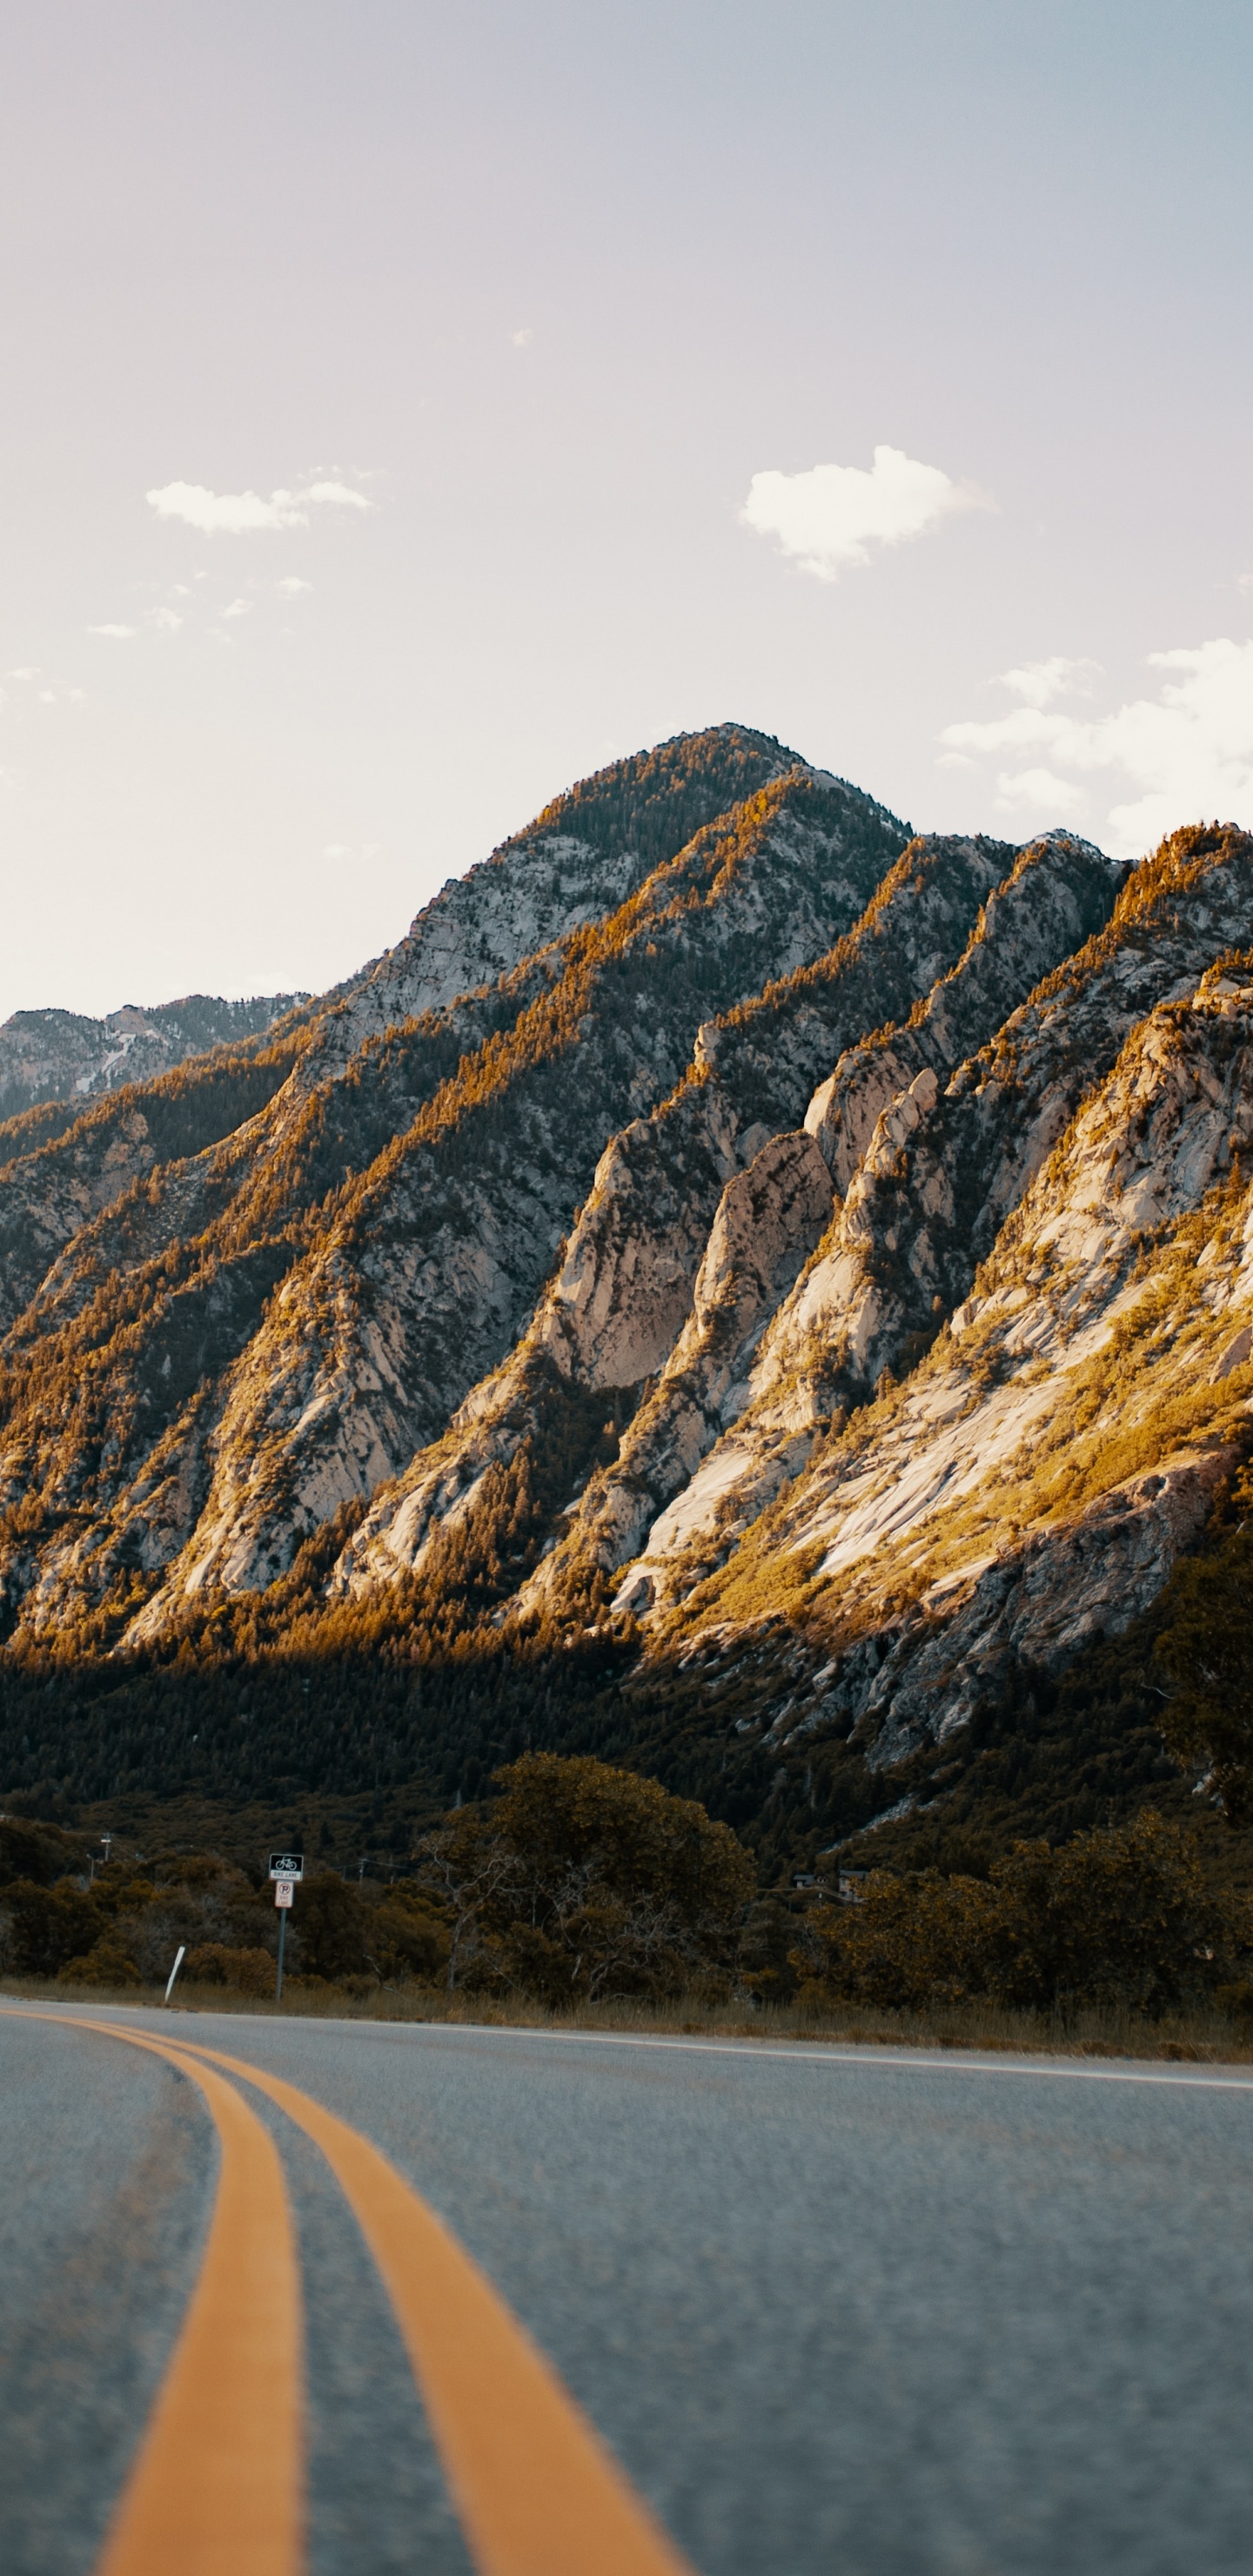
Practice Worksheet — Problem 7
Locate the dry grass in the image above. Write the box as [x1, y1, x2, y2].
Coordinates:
[5, 1974, 1252, 2064]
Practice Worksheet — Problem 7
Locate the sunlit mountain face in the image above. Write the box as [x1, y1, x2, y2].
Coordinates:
[2, 730, 1250, 1881]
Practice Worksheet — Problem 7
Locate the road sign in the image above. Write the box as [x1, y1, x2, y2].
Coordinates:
[268, 1851, 304, 1881]
[274, 1879, 294, 1909]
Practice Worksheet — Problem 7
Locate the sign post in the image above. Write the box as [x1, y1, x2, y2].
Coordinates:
[268, 1853, 304, 2004]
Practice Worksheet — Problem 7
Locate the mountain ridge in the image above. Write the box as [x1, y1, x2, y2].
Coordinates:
[0, 728, 1249, 1888]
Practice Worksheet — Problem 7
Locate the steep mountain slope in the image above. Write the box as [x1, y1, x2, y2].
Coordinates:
[336, 828, 1114, 1610]
[605, 825, 1253, 1623]
[1, 731, 1250, 1877]
[599, 882, 1253, 1851]
[516, 829, 1120, 1622]
[117, 764, 905, 1629]
[290, 725, 794, 1081]
[0, 991, 305, 1127]
[0, 730, 905, 1649]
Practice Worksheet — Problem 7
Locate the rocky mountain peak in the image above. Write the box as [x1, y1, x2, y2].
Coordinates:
[1, 741, 1250, 1882]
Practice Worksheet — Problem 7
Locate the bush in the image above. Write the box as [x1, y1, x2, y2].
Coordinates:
[791, 1813, 1252, 2020]
[3, 1877, 105, 1976]
[183, 1942, 276, 1995]
[418, 1754, 754, 2001]
[58, 1937, 141, 1987]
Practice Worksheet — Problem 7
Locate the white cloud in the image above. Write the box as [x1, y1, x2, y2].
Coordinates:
[146, 478, 372, 534]
[993, 765, 1090, 817]
[278, 576, 312, 594]
[941, 637, 1253, 856]
[88, 623, 137, 639]
[222, 598, 252, 620]
[742, 443, 988, 580]
[300, 480, 371, 512]
[511, 326, 533, 347]
[998, 655, 1100, 709]
[150, 607, 183, 633]
[8, 666, 38, 680]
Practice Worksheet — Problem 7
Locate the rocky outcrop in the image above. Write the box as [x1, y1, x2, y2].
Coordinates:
[639, 955, 1253, 1768]
[334, 828, 1048, 1601]
[526, 829, 1122, 1612]
[603, 829, 1253, 1613]
[278, 725, 795, 1090]
[783, 825, 1253, 1415]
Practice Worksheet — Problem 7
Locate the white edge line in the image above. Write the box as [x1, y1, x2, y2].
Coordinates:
[392, 2022, 1253, 2092]
[8, 2001, 1253, 2095]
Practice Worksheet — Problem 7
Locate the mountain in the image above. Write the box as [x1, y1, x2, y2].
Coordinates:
[0, 730, 1249, 1884]
[0, 991, 307, 1131]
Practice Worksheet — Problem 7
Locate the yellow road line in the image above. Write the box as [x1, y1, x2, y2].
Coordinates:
[171, 2029, 697, 2576]
[1, 2011, 304, 2576]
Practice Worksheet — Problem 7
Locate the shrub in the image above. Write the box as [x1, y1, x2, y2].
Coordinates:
[418, 1754, 754, 2001]
[57, 1938, 141, 1987]
[183, 1942, 277, 1995]
[791, 1813, 1251, 2019]
[4, 1877, 105, 1976]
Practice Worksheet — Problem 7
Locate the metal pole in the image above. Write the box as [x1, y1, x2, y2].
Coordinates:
[276, 1906, 286, 2004]
[164, 1943, 186, 2005]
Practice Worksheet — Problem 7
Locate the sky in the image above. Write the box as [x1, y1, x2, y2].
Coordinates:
[3, 0, 1252, 1022]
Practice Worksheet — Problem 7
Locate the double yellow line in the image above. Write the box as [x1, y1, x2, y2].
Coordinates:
[3, 2009, 696, 2576]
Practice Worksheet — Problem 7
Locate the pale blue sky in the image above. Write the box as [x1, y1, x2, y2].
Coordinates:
[3, 1, 1251, 1018]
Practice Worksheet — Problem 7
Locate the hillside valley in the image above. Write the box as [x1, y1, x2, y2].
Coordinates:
[1, 725, 1250, 1896]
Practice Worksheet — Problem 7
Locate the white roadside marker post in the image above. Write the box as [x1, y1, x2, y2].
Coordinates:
[164, 1942, 186, 2004]
[267, 1851, 304, 2004]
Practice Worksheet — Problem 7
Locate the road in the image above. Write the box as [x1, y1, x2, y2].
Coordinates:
[3, 2004, 1253, 2575]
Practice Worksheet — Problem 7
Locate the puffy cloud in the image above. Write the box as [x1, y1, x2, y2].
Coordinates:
[998, 655, 1100, 708]
[941, 638, 1253, 856]
[146, 479, 372, 534]
[300, 480, 371, 512]
[277, 576, 312, 594]
[222, 599, 252, 620]
[150, 607, 183, 633]
[88, 623, 136, 639]
[511, 326, 533, 347]
[742, 444, 987, 580]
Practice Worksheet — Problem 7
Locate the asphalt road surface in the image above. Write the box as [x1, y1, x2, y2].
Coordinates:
[3, 2004, 1253, 2576]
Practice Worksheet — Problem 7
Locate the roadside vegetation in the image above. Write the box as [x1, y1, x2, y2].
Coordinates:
[4, 1754, 1252, 2061]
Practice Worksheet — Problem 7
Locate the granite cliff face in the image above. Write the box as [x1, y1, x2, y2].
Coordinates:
[1, 734, 1250, 1843]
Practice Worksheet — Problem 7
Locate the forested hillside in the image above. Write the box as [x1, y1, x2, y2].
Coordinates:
[2, 731, 1250, 1907]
